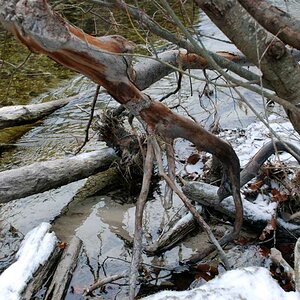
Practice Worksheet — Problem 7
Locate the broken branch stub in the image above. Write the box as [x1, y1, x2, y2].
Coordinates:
[0, 0, 243, 238]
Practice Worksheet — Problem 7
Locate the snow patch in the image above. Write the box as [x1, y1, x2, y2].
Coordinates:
[143, 267, 300, 300]
[0, 222, 57, 300]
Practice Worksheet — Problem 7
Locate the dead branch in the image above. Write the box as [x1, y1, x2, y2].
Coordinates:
[75, 85, 100, 154]
[151, 136, 230, 269]
[164, 138, 176, 209]
[112, 0, 265, 88]
[84, 272, 127, 296]
[220, 140, 300, 199]
[129, 136, 154, 300]
[0, 0, 244, 239]
[145, 212, 196, 255]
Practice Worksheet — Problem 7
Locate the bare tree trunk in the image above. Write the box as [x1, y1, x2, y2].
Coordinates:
[194, 0, 300, 134]
[238, 0, 300, 50]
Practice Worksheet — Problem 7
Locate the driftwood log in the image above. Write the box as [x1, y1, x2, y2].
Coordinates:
[45, 236, 82, 300]
[0, 98, 73, 130]
[146, 140, 300, 254]
[0, 148, 117, 203]
[23, 244, 62, 299]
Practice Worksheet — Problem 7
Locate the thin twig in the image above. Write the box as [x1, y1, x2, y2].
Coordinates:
[164, 138, 176, 209]
[75, 85, 101, 154]
[84, 272, 127, 296]
[129, 136, 154, 299]
[159, 72, 182, 102]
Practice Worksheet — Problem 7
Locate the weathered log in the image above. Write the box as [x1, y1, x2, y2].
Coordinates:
[45, 236, 82, 300]
[0, 148, 117, 203]
[23, 243, 62, 299]
[0, 98, 72, 129]
[145, 212, 197, 255]
[183, 181, 300, 235]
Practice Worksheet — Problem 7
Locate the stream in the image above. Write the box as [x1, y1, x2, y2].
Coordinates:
[1, 1, 300, 299]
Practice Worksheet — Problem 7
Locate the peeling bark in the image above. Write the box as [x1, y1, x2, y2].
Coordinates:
[133, 49, 252, 91]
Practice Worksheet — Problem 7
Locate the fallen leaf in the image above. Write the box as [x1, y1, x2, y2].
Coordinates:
[271, 189, 288, 202]
[259, 216, 277, 240]
[58, 242, 67, 250]
[248, 180, 264, 191]
[187, 153, 200, 165]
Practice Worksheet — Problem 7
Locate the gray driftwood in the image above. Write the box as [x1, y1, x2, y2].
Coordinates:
[0, 148, 117, 203]
[145, 212, 197, 255]
[23, 245, 62, 299]
[184, 181, 300, 234]
[0, 98, 73, 129]
[147, 180, 300, 255]
[45, 236, 82, 300]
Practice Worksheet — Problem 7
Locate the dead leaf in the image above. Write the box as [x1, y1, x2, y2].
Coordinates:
[193, 264, 218, 282]
[187, 153, 200, 165]
[58, 242, 67, 250]
[271, 189, 288, 202]
[259, 216, 277, 240]
[248, 180, 264, 191]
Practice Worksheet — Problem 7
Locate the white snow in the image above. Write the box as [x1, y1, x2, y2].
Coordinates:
[143, 267, 300, 300]
[225, 117, 300, 167]
[0, 222, 57, 300]
[222, 193, 277, 223]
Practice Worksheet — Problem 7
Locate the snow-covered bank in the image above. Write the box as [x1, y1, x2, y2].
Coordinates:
[0, 223, 57, 300]
[143, 267, 300, 300]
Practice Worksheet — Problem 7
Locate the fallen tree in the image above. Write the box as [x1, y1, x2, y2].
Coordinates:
[0, 148, 117, 203]
[0, 98, 74, 130]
